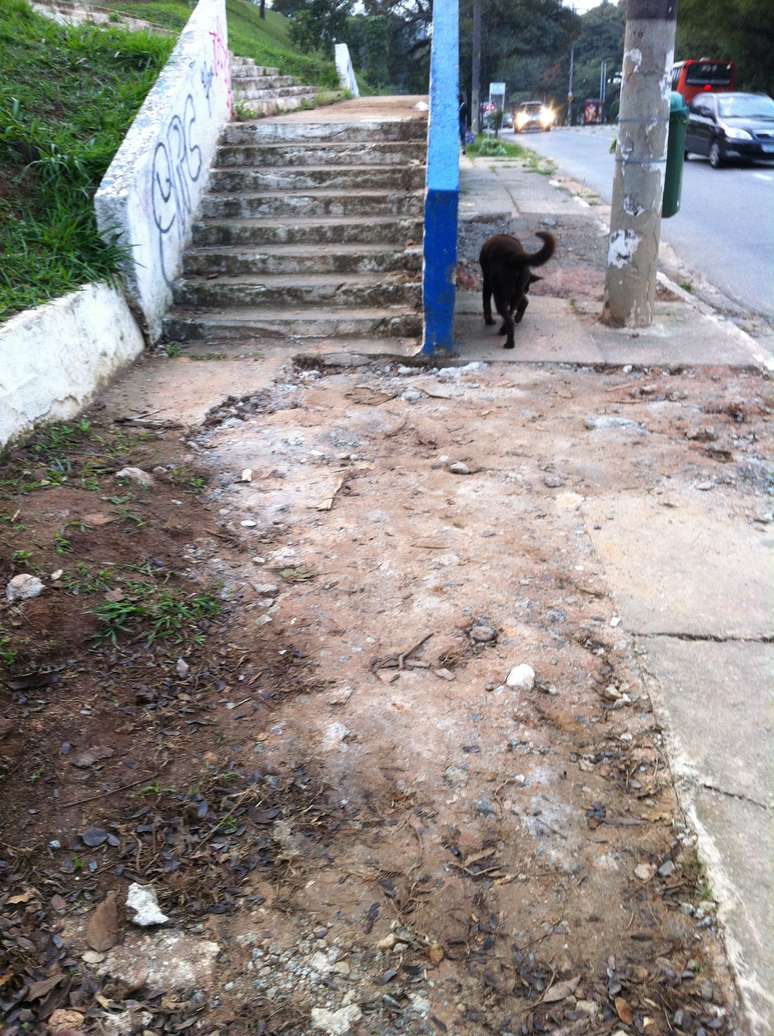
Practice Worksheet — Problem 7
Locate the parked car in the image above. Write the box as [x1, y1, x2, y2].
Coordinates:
[685, 91, 774, 167]
[514, 101, 556, 133]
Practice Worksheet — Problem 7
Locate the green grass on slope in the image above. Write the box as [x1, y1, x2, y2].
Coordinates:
[104, 0, 339, 88]
[0, 0, 173, 321]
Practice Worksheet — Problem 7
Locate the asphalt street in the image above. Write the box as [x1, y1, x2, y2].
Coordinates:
[514, 126, 774, 320]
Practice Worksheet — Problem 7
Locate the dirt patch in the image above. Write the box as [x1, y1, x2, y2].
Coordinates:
[1, 356, 770, 1033]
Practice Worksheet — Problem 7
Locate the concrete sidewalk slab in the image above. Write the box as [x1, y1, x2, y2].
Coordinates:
[455, 291, 772, 368]
[688, 789, 774, 1036]
[638, 637, 772, 806]
[583, 494, 773, 639]
[456, 156, 773, 370]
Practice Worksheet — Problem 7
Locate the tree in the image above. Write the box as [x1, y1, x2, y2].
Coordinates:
[677, 0, 774, 95]
[283, 0, 354, 52]
[459, 0, 579, 112]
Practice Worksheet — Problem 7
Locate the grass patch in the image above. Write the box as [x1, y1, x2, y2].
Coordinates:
[0, 419, 148, 498]
[468, 135, 529, 159]
[468, 135, 557, 176]
[0, 0, 173, 321]
[93, 582, 221, 645]
[104, 0, 339, 88]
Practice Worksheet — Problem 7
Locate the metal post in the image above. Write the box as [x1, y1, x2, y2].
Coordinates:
[471, 0, 481, 134]
[567, 43, 575, 126]
[602, 0, 678, 327]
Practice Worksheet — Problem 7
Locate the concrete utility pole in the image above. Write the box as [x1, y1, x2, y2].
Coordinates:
[567, 44, 575, 126]
[602, 0, 678, 327]
[471, 0, 481, 134]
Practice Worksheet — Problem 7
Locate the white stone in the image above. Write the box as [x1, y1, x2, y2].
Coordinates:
[635, 863, 656, 881]
[239, 468, 253, 482]
[448, 461, 471, 475]
[322, 721, 350, 751]
[176, 658, 189, 678]
[240, 519, 257, 528]
[310, 1005, 362, 1035]
[94, 0, 231, 341]
[6, 574, 45, 603]
[506, 664, 535, 691]
[96, 929, 219, 989]
[126, 883, 169, 926]
[116, 466, 154, 487]
[0, 283, 143, 449]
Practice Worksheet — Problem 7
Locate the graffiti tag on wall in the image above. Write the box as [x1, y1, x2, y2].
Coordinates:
[151, 93, 203, 286]
[149, 18, 230, 288]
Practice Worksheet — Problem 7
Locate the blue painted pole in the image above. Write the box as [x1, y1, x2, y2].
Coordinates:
[422, 0, 460, 356]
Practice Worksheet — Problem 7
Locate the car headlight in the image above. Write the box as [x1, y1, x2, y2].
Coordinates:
[516, 112, 528, 128]
[722, 125, 752, 140]
[540, 106, 555, 125]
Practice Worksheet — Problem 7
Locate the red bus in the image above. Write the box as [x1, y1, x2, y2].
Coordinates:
[671, 60, 736, 104]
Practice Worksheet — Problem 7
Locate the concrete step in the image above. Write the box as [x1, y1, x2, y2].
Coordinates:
[173, 272, 421, 309]
[201, 189, 424, 220]
[223, 119, 427, 145]
[177, 336, 420, 358]
[191, 215, 423, 248]
[216, 141, 427, 168]
[232, 75, 296, 90]
[208, 163, 426, 193]
[231, 63, 280, 78]
[163, 306, 423, 342]
[231, 95, 318, 117]
[232, 78, 301, 96]
[182, 243, 422, 276]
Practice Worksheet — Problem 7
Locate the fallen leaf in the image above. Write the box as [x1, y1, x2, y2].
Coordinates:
[615, 996, 634, 1025]
[27, 973, 62, 1000]
[86, 891, 120, 952]
[427, 943, 445, 964]
[7, 890, 36, 905]
[71, 746, 114, 768]
[542, 975, 580, 1003]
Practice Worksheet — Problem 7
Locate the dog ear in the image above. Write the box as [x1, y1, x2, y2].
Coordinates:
[529, 273, 543, 283]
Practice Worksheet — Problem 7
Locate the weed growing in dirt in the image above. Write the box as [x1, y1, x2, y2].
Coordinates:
[168, 465, 207, 491]
[93, 582, 221, 645]
[61, 563, 115, 595]
[0, 634, 17, 668]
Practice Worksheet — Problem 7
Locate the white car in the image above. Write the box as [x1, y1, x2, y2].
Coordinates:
[514, 101, 556, 133]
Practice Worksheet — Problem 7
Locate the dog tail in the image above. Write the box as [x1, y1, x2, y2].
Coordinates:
[525, 231, 556, 267]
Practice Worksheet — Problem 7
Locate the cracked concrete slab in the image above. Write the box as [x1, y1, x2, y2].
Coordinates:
[585, 492, 772, 1034]
[688, 789, 773, 1036]
[637, 637, 772, 807]
[584, 494, 773, 638]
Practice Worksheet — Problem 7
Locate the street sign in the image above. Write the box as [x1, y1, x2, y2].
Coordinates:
[489, 82, 506, 110]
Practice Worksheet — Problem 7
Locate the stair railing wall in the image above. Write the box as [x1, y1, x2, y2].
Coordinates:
[421, 0, 459, 355]
[334, 43, 359, 97]
[94, 0, 231, 342]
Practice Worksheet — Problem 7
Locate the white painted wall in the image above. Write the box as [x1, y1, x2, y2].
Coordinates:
[94, 0, 231, 342]
[0, 284, 144, 449]
[335, 43, 359, 98]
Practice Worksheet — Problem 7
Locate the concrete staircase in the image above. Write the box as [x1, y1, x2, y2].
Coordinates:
[163, 111, 427, 348]
[231, 56, 318, 117]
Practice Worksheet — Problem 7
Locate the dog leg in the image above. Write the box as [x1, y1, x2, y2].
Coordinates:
[482, 273, 495, 326]
[514, 296, 528, 324]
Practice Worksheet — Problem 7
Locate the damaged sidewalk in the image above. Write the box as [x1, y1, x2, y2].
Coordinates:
[0, 153, 771, 1036]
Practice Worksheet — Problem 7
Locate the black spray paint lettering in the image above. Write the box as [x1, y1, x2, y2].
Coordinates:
[151, 93, 203, 286]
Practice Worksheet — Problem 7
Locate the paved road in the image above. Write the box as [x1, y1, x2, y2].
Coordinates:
[515, 126, 774, 320]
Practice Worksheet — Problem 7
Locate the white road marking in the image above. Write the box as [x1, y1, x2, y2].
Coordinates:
[752, 172, 773, 182]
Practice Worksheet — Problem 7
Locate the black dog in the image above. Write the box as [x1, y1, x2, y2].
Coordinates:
[479, 231, 556, 348]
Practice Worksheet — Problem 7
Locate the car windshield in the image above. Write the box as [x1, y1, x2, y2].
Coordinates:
[718, 95, 774, 119]
[521, 103, 542, 112]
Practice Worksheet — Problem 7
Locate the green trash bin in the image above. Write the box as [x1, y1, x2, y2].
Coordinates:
[663, 91, 688, 218]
